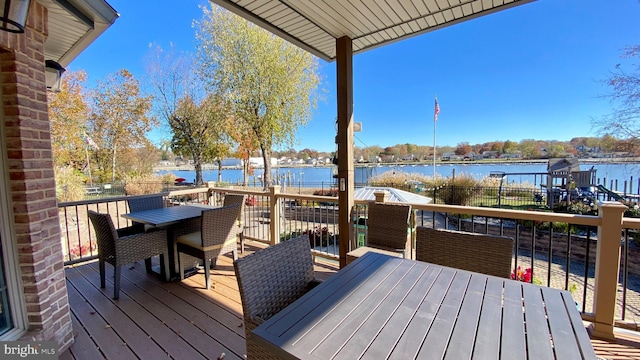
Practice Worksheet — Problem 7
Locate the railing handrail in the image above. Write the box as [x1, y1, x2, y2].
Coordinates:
[622, 217, 640, 230]
[413, 203, 602, 227]
[58, 195, 133, 207]
[268, 191, 604, 227]
[207, 186, 268, 197]
[276, 193, 338, 203]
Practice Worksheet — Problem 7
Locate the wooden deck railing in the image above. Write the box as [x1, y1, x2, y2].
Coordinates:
[58, 184, 640, 339]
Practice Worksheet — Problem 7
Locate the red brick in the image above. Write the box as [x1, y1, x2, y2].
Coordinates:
[1, 2, 72, 347]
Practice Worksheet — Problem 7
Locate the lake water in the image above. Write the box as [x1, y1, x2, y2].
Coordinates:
[158, 161, 640, 193]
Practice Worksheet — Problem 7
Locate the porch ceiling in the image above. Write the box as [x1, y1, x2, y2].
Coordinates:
[210, 0, 534, 62]
[39, 0, 118, 67]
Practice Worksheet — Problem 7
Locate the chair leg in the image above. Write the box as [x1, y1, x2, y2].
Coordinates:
[239, 233, 245, 253]
[178, 252, 185, 281]
[114, 266, 122, 300]
[203, 258, 211, 290]
[232, 248, 238, 261]
[145, 257, 153, 273]
[159, 254, 167, 279]
[160, 252, 170, 282]
[99, 259, 106, 288]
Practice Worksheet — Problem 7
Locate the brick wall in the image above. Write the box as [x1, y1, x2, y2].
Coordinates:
[0, 2, 73, 350]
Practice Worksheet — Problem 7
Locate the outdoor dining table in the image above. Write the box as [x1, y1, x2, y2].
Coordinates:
[121, 204, 215, 280]
[253, 252, 597, 359]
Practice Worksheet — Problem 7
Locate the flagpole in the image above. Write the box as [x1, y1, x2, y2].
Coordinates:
[433, 116, 436, 179]
[83, 131, 97, 186]
[85, 145, 93, 187]
[433, 96, 439, 179]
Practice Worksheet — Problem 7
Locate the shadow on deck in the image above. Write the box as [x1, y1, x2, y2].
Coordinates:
[61, 242, 640, 359]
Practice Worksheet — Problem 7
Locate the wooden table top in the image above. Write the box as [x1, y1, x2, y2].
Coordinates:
[121, 204, 215, 227]
[253, 252, 596, 360]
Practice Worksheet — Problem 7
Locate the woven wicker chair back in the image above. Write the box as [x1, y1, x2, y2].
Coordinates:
[200, 204, 242, 248]
[415, 227, 514, 278]
[367, 202, 412, 250]
[223, 194, 245, 222]
[87, 211, 119, 263]
[234, 235, 315, 323]
[127, 196, 164, 213]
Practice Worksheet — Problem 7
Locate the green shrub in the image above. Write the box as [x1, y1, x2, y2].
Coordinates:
[536, 221, 569, 233]
[554, 201, 598, 216]
[280, 230, 303, 242]
[437, 174, 479, 205]
[313, 189, 338, 197]
[625, 204, 640, 218]
[368, 170, 447, 190]
[568, 202, 597, 216]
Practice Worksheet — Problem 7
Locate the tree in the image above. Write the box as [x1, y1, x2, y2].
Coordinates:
[383, 147, 395, 156]
[48, 70, 90, 171]
[599, 134, 618, 153]
[519, 139, 541, 159]
[405, 143, 415, 156]
[89, 69, 155, 183]
[455, 142, 472, 156]
[158, 139, 174, 161]
[361, 145, 383, 162]
[196, 5, 321, 189]
[229, 120, 259, 186]
[147, 46, 234, 185]
[546, 143, 565, 158]
[118, 142, 161, 177]
[593, 45, 640, 154]
[172, 95, 234, 184]
[490, 141, 504, 153]
[503, 140, 517, 154]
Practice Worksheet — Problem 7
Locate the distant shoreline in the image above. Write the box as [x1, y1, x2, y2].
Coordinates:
[154, 157, 640, 172]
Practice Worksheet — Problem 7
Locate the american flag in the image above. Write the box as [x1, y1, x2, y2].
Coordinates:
[434, 97, 440, 123]
[84, 133, 99, 149]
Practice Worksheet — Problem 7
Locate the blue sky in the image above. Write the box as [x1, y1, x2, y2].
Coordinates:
[70, 0, 640, 153]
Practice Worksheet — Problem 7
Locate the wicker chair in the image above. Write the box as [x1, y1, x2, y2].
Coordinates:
[88, 210, 170, 299]
[234, 235, 319, 360]
[176, 204, 242, 290]
[223, 193, 246, 253]
[127, 195, 165, 232]
[415, 227, 515, 278]
[346, 202, 412, 264]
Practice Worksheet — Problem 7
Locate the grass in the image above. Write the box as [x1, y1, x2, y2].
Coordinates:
[468, 195, 546, 210]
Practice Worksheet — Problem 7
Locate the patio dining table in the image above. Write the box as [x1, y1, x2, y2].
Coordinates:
[121, 204, 215, 280]
[253, 252, 597, 359]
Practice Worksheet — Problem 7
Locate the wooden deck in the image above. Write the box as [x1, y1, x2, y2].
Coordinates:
[61, 243, 640, 360]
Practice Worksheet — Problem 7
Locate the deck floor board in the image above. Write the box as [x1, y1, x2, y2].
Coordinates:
[61, 243, 640, 359]
[73, 263, 217, 359]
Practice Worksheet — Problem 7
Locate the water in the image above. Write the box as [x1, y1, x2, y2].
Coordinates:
[158, 161, 640, 193]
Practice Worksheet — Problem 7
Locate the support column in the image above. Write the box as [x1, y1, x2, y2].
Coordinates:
[269, 185, 281, 245]
[336, 36, 354, 268]
[590, 201, 627, 339]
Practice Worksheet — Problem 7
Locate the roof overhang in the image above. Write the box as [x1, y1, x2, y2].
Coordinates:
[210, 0, 534, 62]
[39, 0, 118, 67]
